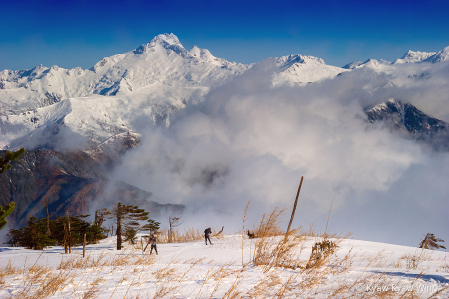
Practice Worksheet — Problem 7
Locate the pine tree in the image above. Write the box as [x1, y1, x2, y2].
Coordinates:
[0, 148, 26, 174]
[93, 208, 110, 243]
[142, 219, 161, 233]
[7, 214, 105, 250]
[0, 202, 15, 231]
[109, 203, 151, 250]
[419, 233, 446, 250]
[123, 227, 138, 245]
[0, 147, 25, 230]
[23, 217, 55, 250]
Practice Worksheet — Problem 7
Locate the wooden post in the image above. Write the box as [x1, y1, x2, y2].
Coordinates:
[45, 199, 51, 235]
[141, 238, 144, 255]
[67, 211, 72, 254]
[285, 176, 304, 238]
[83, 234, 86, 258]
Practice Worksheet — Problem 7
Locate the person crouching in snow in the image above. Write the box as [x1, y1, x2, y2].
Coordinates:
[204, 227, 213, 245]
[149, 233, 158, 254]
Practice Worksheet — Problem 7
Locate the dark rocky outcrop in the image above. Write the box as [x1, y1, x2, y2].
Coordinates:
[364, 99, 449, 151]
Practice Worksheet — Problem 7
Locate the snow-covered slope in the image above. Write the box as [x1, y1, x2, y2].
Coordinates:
[0, 234, 447, 298]
[342, 58, 392, 70]
[0, 88, 204, 149]
[423, 46, 449, 63]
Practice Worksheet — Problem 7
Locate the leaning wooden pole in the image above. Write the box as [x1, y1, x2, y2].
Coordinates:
[67, 210, 72, 254]
[285, 176, 304, 238]
[45, 199, 51, 235]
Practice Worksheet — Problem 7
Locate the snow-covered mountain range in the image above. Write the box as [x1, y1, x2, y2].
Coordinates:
[342, 47, 449, 69]
[1, 33, 448, 152]
[0, 33, 448, 154]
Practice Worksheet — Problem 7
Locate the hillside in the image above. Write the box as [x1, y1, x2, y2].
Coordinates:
[0, 233, 447, 298]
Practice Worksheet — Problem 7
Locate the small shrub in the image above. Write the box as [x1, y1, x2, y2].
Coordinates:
[123, 227, 137, 245]
[306, 239, 338, 269]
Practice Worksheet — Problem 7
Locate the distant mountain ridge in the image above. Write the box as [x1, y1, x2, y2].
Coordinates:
[364, 99, 449, 151]
[343, 47, 448, 69]
[3, 34, 447, 117]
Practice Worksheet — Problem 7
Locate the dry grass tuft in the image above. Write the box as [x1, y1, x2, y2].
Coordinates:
[0, 260, 21, 285]
[400, 249, 432, 270]
[305, 238, 338, 269]
[251, 208, 305, 272]
[156, 228, 204, 244]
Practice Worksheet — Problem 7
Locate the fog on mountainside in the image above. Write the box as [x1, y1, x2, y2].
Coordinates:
[0, 34, 448, 247]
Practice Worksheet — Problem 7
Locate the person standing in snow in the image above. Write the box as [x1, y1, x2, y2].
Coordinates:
[149, 233, 158, 254]
[204, 227, 213, 245]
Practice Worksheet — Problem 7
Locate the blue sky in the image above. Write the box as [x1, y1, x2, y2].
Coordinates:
[1, 0, 448, 71]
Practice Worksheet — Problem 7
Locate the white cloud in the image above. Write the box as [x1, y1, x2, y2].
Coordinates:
[109, 61, 449, 246]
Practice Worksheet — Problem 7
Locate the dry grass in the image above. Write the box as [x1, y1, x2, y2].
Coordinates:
[400, 249, 432, 270]
[156, 228, 204, 244]
[154, 226, 224, 244]
[9, 265, 75, 299]
[79, 277, 104, 299]
[0, 260, 21, 285]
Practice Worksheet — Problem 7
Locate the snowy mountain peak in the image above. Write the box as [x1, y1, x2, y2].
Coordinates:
[270, 54, 344, 87]
[394, 50, 436, 64]
[133, 33, 186, 55]
[150, 33, 182, 47]
[189, 45, 215, 60]
[275, 54, 326, 71]
[342, 61, 363, 69]
[362, 59, 392, 66]
[423, 46, 449, 63]
[364, 99, 449, 150]
[342, 59, 392, 69]
[189, 45, 201, 56]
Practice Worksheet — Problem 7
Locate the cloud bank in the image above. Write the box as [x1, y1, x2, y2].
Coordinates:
[110, 61, 449, 246]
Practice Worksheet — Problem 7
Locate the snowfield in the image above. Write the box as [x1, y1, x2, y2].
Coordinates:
[0, 234, 447, 298]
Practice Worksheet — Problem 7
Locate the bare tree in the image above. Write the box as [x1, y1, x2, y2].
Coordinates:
[168, 216, 184, 242]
